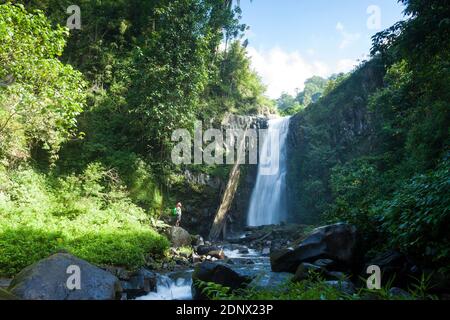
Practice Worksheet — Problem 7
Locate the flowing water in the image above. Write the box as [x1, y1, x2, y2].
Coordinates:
[247, 117, 290, 226]
[135, 248, 271, 300]
[137, 117, 291, 300]
[136, 270, 193, 300]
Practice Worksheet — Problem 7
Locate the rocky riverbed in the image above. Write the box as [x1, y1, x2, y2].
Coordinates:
[1, 223, 449, 300]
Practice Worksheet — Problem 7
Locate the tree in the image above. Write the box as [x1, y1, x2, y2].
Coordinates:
[296, 76, 328, 106]
[0, 3, 86, 164]
[201, 40, 272, 121]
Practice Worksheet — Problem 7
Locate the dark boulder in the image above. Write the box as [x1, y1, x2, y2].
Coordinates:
[121, 268, 157, 299]
[103, 266, 131, 280]
[271, 223, 358, 273]
[238, 248, 249, 254]
[9, 253, 121, 300]
[325, 280, 356, 295]
[327, 271, 347, 281]
[192, 235, 205, 246]
[292, 263, 324, 282]
[191, 262, 253, 300]
[168, 227, 192, 248]
[365, 251, 420, 288]
[196, 245, 221, 256]
[313, 259, 337, 270]
[389, 287, 413, 299]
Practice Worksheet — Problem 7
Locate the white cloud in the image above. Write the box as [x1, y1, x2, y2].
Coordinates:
[247, 46, 330, 99]
[336, 22, 361, 49]
[307, 48, 316, 56]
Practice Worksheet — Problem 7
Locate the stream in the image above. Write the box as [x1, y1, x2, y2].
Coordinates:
[137, 118, 291, 300]
[135, 247, 270, 300]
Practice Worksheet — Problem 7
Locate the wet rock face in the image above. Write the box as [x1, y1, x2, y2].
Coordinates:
[221, 114, 269, 130]
[270, 223, 358, 273]
[8, 253, 121, 300]
[170, 115, 269, 238]
[286, 61, 385, 225]
[183, 170, 222, 189]
[228, 224, 309, 251]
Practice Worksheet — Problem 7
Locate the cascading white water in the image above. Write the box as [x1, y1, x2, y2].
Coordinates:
[247, 117, 290, 226]
[136, 272, 193, 300]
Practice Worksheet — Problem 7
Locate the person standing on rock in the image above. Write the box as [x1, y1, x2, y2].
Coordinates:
[175, 202, 182, 227]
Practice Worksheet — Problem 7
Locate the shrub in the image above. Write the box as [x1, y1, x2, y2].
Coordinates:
[373, 159, 450, 268]
[0, 164, 169, 277]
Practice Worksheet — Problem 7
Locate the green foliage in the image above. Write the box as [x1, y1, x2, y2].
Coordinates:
[201, 41, 274, 121]
[0, 164, 169, 277]
[325, 159, 385, 236]
[296, 76, 329, 106]
[198, 272, 436, 301]
[197, 280, 232, 300]
[0, 3, 86, 164]
[373, 159, 450, 266]
[288, 0, 449, 269]
[277, 76, 328, 116]
[198, 277, 350, 301]
[277, 93, 303, 116]
[287, 59, 385, 225]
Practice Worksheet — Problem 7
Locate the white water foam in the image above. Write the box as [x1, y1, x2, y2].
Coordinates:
[247, 117, 290, 226]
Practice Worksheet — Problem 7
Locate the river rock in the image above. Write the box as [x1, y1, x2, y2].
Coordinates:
[191, 262, 253, 300]
[196, 245, 221, 256]
[192, 253, 202, 264]
[168, 227, 192, 248]
[121, 268, 157, 299]
[103, 266, 131, 280]
[207, 250, 225, 260]
[365, 251, 420, 288]
[270, 223, 358, 273]
[292, 263, 324, 282]
[327, 271, 347, 281]
[389, 287, 413, 299]
[313, 259, 337, 270]
[325, 280, 356, 295]
[8, 253, 122, 300]
[192, 235, 205, 246]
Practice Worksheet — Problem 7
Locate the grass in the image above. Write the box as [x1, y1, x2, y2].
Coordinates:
[0, 164, 170, 277]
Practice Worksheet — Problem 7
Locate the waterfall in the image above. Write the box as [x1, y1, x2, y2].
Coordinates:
[247, 117, 290, 227]
[136, 272, 193, 300]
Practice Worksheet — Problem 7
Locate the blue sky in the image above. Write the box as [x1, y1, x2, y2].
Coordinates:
[238, 0, 406, 98]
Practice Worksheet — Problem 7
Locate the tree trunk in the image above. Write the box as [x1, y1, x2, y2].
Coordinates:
[208, 161, 241, 241]
[209, 126, 249, 241]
